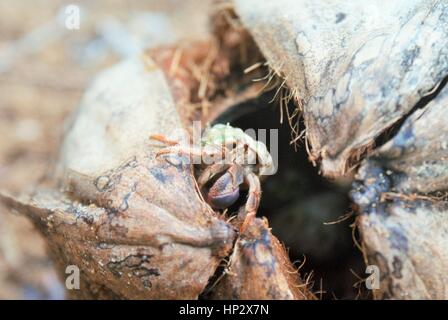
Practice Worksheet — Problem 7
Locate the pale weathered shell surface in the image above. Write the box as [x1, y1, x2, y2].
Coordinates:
[358, 199, 448, 299]
[369, 85, 448, 194]
[1, 55, 237, 299]
[235, 0, 448, 177]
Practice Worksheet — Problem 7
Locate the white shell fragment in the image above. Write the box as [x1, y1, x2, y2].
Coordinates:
[235, 0, 448, 177]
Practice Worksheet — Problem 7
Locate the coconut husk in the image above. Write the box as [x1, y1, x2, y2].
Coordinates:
[0, 56, 237, 299]
[365, 84, 448, 194]
[234, 0, 448, 177]
[233, 0, 448, 299]
[350, 82, 448, 300]
[209, 218, 315, 300]
[0, 52, 314, 299]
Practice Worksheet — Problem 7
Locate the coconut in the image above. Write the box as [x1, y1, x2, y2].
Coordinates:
[1, 0, 448, 300]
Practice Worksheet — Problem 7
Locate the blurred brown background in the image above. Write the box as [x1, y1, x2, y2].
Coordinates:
[0, 0, 211, 299]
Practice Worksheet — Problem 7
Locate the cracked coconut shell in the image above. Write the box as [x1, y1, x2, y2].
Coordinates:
[234, 0, 448, 177]
[1, 56, 237, 299]
[234, 0, 448, 299]
[0, 52, 314, 300]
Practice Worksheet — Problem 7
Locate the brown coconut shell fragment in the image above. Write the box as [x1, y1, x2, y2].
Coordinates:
[1, 55, 237, 299]
[1, 187, 234, 299]
[209, 218, 315, 300]
[146, 10, 266, 129]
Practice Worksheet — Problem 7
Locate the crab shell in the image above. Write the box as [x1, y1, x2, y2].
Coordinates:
[201, 124, 276, 177]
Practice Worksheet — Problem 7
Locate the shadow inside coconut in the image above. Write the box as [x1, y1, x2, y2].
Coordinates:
[213, 92, 368, 299]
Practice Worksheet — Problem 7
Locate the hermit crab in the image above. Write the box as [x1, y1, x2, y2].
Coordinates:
[151, 123, 275, 232]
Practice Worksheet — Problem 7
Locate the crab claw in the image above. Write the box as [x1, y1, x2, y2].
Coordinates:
[207, 171, 242, 209]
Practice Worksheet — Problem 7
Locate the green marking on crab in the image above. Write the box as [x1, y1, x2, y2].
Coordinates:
[202, 124, 248, 145]
[201, 123, 275, 176]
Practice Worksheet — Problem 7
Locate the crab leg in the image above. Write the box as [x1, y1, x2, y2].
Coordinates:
[239, 172, 261, 232]
[149, 134, 179, 146]
[151, 134, 223, 160]
[155, 144, 225, 164]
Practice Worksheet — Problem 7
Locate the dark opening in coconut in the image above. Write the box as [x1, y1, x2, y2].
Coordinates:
[213, 93, 368, 299]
